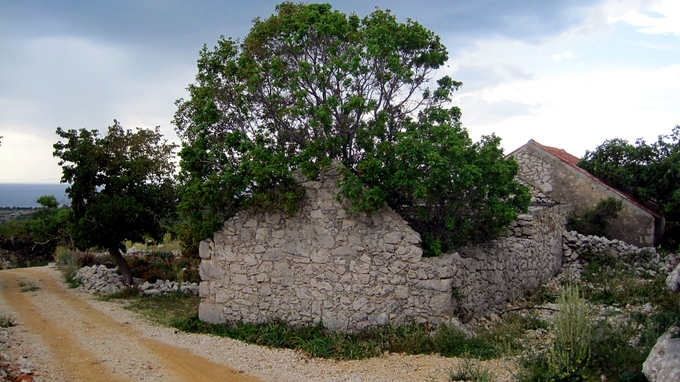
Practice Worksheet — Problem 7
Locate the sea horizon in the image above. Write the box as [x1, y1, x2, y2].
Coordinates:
[0, 183, 70, 208]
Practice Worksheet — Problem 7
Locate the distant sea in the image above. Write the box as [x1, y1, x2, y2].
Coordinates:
[0, 183, 70, 208]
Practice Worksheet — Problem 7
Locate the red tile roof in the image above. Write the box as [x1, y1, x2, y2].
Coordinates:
[509, 139, 661, 219]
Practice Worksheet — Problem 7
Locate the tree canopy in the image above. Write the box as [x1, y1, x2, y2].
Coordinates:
[0, 195, 71, 267]
[53, 121, 177, 284]
[578, 126, 680, 248]
[174, 2, 529, 256]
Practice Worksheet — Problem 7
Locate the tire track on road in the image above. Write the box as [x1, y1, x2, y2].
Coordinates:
[0, 267, 260, 382]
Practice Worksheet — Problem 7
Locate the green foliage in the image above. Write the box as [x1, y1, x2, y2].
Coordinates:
[449, 358, 494, 382]
[54, 246, 86, 288]
[516, 253, 679, 381]
[587, 311, 679, 381]
[0, 196, 71, 267]
[567, 197, 623, 238]
[127, 251, 200, 284]
[548, 285, 592, 380]
[53, 120, 177, 283]
[578, 126, 680, 248]
[174, 316, 504, 360]
[580, 250, 678, 309]
[174, 2, 529, 255]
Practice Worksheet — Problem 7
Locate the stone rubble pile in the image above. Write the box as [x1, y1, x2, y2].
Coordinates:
[74, 264, 199, 296]
[0, 327, 35, 381]
[562, 230, 679, 275]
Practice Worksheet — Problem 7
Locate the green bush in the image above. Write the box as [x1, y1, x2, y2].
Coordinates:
[449, 358, 494, 382]
[567, 197, 623, 238]
[548, 284, 592, 379]
[128, 251, 200, 284]
[54, 246, 83, 288]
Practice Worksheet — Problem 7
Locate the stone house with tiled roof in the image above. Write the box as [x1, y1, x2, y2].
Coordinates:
[509, 139, 664, 247]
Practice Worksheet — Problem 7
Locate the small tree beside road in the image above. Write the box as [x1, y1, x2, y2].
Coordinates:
[53, 121, 177, 284]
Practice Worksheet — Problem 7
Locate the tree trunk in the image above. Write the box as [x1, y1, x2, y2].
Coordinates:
[108, 246, 134, 286]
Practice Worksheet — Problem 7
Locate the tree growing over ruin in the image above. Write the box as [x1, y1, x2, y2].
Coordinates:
[174, 2, 530, 256]
[53, 121, 177, 284]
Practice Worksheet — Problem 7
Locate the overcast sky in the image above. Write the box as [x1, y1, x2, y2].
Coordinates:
[1, 0, 678, 182]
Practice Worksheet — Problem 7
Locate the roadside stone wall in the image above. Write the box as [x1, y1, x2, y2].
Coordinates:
[74, 265, 199, 296]
[198, 168, 572, 331]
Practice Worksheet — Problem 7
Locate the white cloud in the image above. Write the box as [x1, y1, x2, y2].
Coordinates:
[607, 0, 680, 36]
[456, 64, 680, 156]
[552, 51, 577, 61]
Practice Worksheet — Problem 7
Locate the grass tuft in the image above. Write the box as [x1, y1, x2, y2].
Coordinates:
[449, 357, 494, 382]
[0, 315, 16, 328]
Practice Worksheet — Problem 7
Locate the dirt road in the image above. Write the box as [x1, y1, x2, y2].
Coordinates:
[0, 267, 259, 382]
[0, 266, 516, 381]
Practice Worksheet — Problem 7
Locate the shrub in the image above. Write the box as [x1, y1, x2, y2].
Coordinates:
[567, 197, 623, 238]
[449, 358, 494, 382]
[548, 284, 592, 379]
[54, 246, 83, 288]
[128, 251, 200, 284]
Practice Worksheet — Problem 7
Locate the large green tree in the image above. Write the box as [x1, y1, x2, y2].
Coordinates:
[175, 2, 529, 255]
[53, 121, 177, 284]
[578, 126, 680, 248]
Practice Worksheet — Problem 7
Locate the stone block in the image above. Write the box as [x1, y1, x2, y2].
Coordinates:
[259, 285, 272, 297]
[384, 232, 403, 244]
[263, 248, 286, 261]
[643, 328, 680, 382]
[368, 312, 389, 326]
[332, 246, 357, 257]
[319, 236, 335, 249]
[198, 303, 225, 324]
[199, 240, 212, 259]
[232, 274, 248, 285]
[322, 311, 348, 331]
[416, 279, 452, 292]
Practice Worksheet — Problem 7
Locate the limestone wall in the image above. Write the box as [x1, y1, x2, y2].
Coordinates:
[198, 169, 571, 331]
[453, 205, 571, 319]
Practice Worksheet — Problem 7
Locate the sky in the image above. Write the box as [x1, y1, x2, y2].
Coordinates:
[0, 0, 678, 183]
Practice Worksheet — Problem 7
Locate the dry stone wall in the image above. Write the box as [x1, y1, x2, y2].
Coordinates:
[74, 265, 200, 296]
[452, 205, 571, 319]
[198, 169, 571, 331]
[562, 231, 679, 275]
